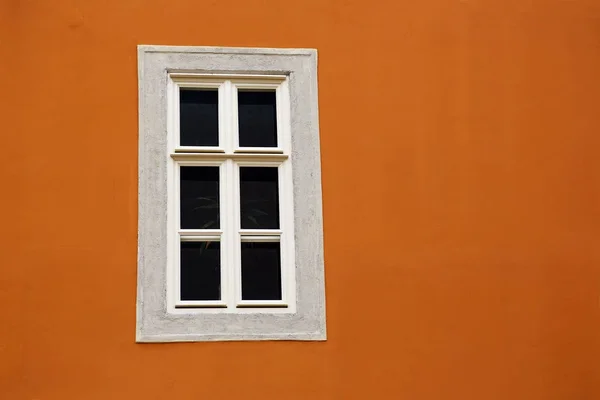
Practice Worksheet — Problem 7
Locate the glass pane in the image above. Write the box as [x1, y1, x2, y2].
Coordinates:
[180, 166, 219, 229]
[241, 242, 282, 301]
[180, 89, 219, 147]
[240, 167, 279, 229]
[180, 241, 220, 301]
[238, 90, 277, 147]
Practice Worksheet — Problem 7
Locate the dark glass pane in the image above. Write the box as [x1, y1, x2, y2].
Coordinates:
[180, 241, 220, 301]
[240, 167, 279, 229]
[238, 91, 277, 147]
[241, 242, 282, 301]
[180, 89, 219, 146]
[180, 166, 219, 229]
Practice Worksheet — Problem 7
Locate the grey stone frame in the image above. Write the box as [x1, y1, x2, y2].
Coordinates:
[137, 45, 326, 342]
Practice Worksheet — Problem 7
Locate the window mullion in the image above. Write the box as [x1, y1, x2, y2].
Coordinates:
[231, 160, 242, 307]
[224, 80, 239, 308]
[224, 80, 234, 154]
[223, 159, 238, 308]
[218, 160, 229, 308]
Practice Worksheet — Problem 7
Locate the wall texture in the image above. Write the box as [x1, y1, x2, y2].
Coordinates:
[1, 0, 600, 399]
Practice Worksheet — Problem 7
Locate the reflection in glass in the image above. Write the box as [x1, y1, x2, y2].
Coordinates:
[180, 166, 220, 229]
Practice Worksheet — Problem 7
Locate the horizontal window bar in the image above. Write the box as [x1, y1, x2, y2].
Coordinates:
[174, 81, 222, 89]
[175, 300, 227, 309]
[234, 83, 282, 90]
[240, 235, 280, 243]
[239, 229, 282, 236]
[234, 147, 284, 154]
[170, 73, 286, 82]
[180, 235, 221, 241]
[171, 153, 288, 161]
[174, 146, 225, 153]
[236, 300, 288, 308]
[179, 229, 222, 236]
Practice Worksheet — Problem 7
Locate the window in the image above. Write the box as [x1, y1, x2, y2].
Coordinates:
[137, 45, 325, 342]
[169, 75, 295, 310]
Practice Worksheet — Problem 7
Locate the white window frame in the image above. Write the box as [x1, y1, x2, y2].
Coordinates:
[137, 45, 326, 342]
[168, 75, 295, 312]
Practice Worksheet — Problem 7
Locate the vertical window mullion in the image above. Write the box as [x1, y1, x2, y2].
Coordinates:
[219, 162, 229, 306]
[220, 159, 233, 308]
[224, 80, 235, 154]
[224, 80, 239, 308]
[232, 161, 242, 306]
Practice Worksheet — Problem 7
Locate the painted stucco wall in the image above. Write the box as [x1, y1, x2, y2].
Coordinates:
[1, 0, 600, 399]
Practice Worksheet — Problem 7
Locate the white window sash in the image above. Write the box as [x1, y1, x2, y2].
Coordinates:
[167, 76, 295, 312]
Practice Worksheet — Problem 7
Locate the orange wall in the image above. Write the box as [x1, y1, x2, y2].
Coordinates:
[2, 0, 600, 399]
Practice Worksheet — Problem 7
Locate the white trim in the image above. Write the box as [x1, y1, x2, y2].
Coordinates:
[180, 229, 223, 235]
[170, 72, 288, 80]
[180, 235, 221, 241]
[177, 300, 227, 308]
[240, 229, 282, 235]
[233, 147, 284, 154]
[174, 147, 226, 153]
[237, 300, 288, 308]
[137, 45, 325, 342]
[239, 236, 280, 242]
[171, 153, 288, 161]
